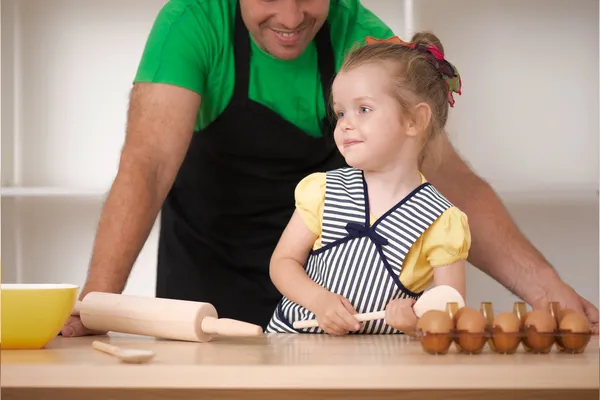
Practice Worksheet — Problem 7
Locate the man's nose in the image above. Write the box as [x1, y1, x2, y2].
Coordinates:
[277, 1, 304, 29]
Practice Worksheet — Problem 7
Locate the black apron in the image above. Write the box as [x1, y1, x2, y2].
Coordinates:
[156, 2, 347, 329]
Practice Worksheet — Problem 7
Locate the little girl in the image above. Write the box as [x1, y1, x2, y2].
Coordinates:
[265, 32, 470, 336]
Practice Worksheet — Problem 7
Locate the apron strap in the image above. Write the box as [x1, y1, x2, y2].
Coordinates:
[232, 0, 250, 105]
[314, 21, 335, 114]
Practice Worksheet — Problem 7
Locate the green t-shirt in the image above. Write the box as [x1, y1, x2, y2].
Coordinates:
[133, 0, 395, 137]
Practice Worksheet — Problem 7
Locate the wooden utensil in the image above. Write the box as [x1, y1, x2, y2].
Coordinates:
[92, 340, 155, 364]
[72, 292, 263, 342]
[292, 285, 465, 329]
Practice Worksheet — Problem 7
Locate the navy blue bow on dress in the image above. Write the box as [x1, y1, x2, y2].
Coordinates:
[345, 222, 389, 246]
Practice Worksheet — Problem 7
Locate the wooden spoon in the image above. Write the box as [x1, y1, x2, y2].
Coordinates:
[293, 285, 465, 329]
[92, 340, 156, 364]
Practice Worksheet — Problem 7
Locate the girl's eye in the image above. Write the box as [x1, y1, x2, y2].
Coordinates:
[359, 106, 371, 113]
[336, 111, 345, 118]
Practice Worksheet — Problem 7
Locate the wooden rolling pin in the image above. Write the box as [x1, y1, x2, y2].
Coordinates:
[71, 292, 263, 342]
[293, 285, 465, 329]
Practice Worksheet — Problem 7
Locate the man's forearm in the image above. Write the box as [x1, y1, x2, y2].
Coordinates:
[81, 158, 164, 298]
[77, 82, 199, 303]
[441, 172, 560, 305]
[423, 138, 561, 306]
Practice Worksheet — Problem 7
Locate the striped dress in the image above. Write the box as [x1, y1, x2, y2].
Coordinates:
[265, 167, 453, 334]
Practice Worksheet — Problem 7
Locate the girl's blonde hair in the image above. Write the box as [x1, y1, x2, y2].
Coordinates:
[336, 32, 461, 167]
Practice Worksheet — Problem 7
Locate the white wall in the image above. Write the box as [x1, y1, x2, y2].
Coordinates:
[1, 0, 166, 295]
[1, 0, 598, 312]
[413, 0, 599, 196]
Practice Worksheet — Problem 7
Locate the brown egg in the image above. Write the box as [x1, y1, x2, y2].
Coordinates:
[559, 312, 590, 333]
[558, 312, 592, 353]
[417, 309, 454, 333]
[453, 306, 468, 323]
[490, 312, 522, 354]
[524, 310, 557, 332]
[492, 312, 521, 333]
[454, 308, 487, 353]
[416, 310, 454, 354]
[557, 308, 577, 323]
[523, 310, 557, 353]
[456, 308, 486, 333]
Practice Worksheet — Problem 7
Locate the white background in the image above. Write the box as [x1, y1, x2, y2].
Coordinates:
[1, 0, 598, 313]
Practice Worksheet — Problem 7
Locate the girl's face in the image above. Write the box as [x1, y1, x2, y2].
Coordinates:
[331, 63, 411, 171]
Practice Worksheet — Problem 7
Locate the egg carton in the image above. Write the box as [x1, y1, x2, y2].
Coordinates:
[415, 301, 597, 355]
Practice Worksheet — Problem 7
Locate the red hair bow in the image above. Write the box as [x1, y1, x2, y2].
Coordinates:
[364, 36, 462, 107]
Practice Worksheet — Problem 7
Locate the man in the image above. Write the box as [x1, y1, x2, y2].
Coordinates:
[61, 0, 598, 336]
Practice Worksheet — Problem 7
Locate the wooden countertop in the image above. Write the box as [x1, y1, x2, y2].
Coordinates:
[2, 333, 599, 391]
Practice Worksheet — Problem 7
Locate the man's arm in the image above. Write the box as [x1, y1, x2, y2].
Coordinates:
[61, 82, 200, 336]
[421, 135, 562, 306]
[83, 82, 200, 293]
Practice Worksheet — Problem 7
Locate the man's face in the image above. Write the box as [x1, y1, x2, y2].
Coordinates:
[240, 0, 330, 60]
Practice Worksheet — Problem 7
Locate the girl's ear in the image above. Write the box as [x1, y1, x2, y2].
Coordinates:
[405, 102, 432, 137]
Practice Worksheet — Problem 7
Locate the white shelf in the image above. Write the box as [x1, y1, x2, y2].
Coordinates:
[0, 187, 108, 198]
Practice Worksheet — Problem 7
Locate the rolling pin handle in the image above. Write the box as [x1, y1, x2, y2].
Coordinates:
[293, 319, 320, 329]
[92, 340, 122, 356]
[292, 310, 386, 330]
[200, 317, 264, 336]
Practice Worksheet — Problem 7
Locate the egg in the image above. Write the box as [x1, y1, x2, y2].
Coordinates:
[416, 310, 454, 355]
[559, 312, 590, 333]
[558, 312, 592, 353]
[455, 307, 487, 354]
[417, 309, 454, 334]
[490, 312, 522, 354]
[456, 307, 486, 333]
[557, 308, 577, 323]
[492, 312, 521, 333]
[453, 306, 467, 324]
[523, 310, 557, 353]
[525, 310, 557, 332]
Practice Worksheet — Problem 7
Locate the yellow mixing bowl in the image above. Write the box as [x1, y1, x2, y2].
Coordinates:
[1, 283, 79, 349]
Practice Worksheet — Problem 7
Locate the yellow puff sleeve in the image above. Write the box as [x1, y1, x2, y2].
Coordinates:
[423, 207, 471, 267]
[294, 172, 326, 236]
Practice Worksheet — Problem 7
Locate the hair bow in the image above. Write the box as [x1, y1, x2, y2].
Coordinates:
[365, 36, 462, 107]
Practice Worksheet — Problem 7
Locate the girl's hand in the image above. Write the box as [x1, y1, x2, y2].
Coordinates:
[385, 298, 418, 336]
[310, 291, 361, 335]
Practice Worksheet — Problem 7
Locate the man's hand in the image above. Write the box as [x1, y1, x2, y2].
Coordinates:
[60, 316, 106, 337]
[531, 281, 599, 334]
[580, 296, 600, 333]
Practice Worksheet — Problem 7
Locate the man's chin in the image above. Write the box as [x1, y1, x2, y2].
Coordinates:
[259, 42, 304, 60]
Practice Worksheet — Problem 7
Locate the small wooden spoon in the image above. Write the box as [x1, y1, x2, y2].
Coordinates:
[293, 285, 465, 329]
[92, 340, 156, 364]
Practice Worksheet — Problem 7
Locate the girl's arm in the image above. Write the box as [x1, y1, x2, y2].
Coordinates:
[433, 259, 467, 302]
[269, 210, 329, 311]
[271, 195, 361, 335]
